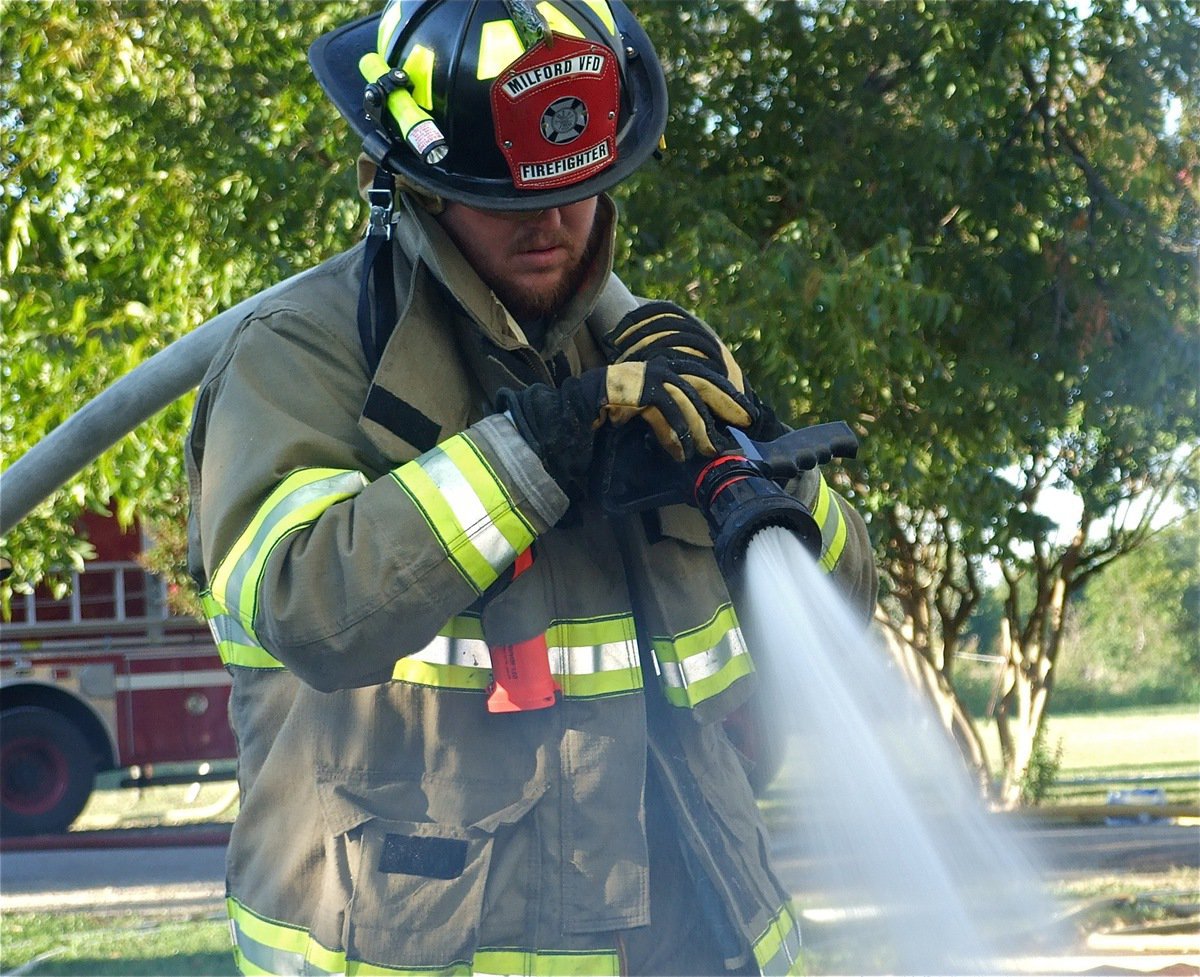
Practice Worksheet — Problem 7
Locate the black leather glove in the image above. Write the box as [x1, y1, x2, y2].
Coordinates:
[498, 358, 755, 495]
[607, 301, 787, 442]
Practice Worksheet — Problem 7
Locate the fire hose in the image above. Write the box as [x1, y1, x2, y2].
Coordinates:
[0, 268, 320, 536]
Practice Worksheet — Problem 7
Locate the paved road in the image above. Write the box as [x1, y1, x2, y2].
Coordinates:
[2, 821, 1195, 914]
[0, 830, 228, 914]
[1021, 821, 1200, 876]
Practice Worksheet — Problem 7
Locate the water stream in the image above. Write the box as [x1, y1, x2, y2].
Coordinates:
[739, 527, 1066, 974]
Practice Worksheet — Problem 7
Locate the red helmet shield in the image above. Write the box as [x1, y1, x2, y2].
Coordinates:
[491, 33, 620, 192]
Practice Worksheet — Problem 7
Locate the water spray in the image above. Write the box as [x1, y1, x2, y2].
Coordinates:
[600, 417, 1066, 972]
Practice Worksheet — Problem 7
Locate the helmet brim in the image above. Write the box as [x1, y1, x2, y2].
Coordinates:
[308, 6, 667, 212]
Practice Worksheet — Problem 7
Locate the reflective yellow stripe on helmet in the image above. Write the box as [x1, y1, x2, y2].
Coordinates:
[477, 1, 611, 80]
[377, 0, 405, 60]
[580, 0, 617, 35]
[535, 2, 586, 39]
[653, 604, 754, 710]
[478, 20, 525, 79]
[403, 43, 436, 110]
[391, 433, 537, 595]
[227, 896, 620, 976]
[753, 902, 804, 976]
[207, 468, 369, 645]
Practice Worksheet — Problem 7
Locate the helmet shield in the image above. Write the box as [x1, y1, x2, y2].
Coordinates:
[309, 0, 667, 211]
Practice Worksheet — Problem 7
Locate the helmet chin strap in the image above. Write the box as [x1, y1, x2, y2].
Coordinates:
[357, 166, 398, 373]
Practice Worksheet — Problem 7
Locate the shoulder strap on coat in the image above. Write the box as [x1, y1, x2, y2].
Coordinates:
[357, 168, 398, 373]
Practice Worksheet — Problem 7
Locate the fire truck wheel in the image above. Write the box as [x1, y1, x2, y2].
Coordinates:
[0, 705, 97, 837]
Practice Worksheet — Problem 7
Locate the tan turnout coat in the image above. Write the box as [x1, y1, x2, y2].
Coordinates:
[186, 194, 877, 975]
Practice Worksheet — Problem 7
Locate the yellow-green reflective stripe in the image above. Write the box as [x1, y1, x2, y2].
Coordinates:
[440, 436, 536, 556]
[753, 903, 803, 976]
[228, 897, 338, 976]
[654, 606, 753, 707]
[390, 617, 643, 697]
[536, 2, 585, 38]
[547, 616, 641, 698]
[812, 474, 848, 572]
[478, 20, 524, 79]
[394, 463, 496, 591]
[391, 616, 491, 689]
[377, 1, 404, 57]
[228, 897, 619, 976]
[392, 633, 494, 690]
[440, 613, 484, 640]
[659, 648, 754, 709]
[403, 44, 436, 111]
[392, 435, 535, 595]
[580, 0, 617, 35]
[473, 947, 620, 976]
[211, 468, 368, 637]
[393, 656, 492, 691]
[202, 594, 283, 669]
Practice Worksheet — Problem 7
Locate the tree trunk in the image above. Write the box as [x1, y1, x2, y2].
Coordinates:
[994, 616, 1055, 808]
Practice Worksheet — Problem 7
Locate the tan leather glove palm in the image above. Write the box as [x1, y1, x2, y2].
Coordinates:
[607, 301, 747, 395]
[498, 358, 756, 500]
[600, 358, 752, 460]
[608, 300, 788, 443]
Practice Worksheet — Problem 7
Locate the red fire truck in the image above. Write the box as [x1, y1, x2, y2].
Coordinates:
[0, 513, 235, 836]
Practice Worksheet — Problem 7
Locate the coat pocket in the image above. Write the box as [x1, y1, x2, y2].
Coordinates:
[347, 816, 494, 968]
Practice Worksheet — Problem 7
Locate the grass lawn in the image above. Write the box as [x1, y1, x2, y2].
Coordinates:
[1047, 704, 1199, 771]
[975, 703, 1200, 805]
[0, 912, 234, 976]
[72, 764, 240, 833]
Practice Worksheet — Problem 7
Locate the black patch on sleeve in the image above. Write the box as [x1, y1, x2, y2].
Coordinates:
[363, 386, 441, 453]
[378, 833, 468, 879]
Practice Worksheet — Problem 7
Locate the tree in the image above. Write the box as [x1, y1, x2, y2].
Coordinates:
[1054, 510, 1200, 705]
[3, 1, 1196, 806]
[626, 0, 1199, 800]
[1, 0, 364, 599]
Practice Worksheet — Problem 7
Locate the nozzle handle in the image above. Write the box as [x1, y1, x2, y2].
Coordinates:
[753, 421, 858, 480]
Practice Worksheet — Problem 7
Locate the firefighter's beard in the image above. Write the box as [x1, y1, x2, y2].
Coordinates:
[492, 216, 607, 326]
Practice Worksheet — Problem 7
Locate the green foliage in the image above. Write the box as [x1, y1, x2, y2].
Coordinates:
[1018, 728, 1064, 805]
[626, 0, 1198, 542]
[964, 513, 1200, 710]
[1, 0, 366, 599]
[632, 0, 1197, 792]
[1055, 512, 1200, 704]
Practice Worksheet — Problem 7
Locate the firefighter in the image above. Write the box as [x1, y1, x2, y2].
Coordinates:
[185, 1, 878, 974]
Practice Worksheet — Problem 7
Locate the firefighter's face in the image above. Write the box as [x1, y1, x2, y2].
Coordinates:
[438, 197, 602, 324]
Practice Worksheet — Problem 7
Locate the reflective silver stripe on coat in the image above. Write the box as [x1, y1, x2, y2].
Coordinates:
[656, 625, 749, 691]
[421, 448, 518, 575]
[211, 468, 369, 639]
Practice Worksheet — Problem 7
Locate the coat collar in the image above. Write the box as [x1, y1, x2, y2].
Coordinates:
[392, 192, 618, 360]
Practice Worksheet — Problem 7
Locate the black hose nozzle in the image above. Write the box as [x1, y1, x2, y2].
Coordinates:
[597, 419, 858, 578]
[693, 455, 822, 578]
